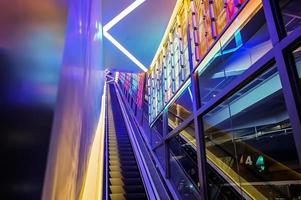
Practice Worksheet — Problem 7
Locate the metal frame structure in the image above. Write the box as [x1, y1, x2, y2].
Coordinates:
[118, 0, 301, 199]
[150, 0, 301, 199]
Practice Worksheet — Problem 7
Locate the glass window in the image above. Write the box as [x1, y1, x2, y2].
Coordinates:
[168, 83, 193, 129]
[292, 44, 301, 90]
[197, 5, 272, 106]
[154, 145, 166, 171]
[203, 65, 301, 199]
[278, 0, 301, 35]
[169, 122, 201, 199]
[169, 154, 200, 200]
[169, 122, 199, 186]
[151, 130, 162, 149]
[151, 115, 164, 148]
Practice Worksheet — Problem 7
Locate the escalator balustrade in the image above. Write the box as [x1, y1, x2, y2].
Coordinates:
[107, 84, 147, 200]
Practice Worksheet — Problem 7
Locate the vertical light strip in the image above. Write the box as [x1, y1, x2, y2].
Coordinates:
[80, 82, 107, 200]
[103, 0, 147, 72]
[115, 71, 119, 82]
[104, 31, 147, 72]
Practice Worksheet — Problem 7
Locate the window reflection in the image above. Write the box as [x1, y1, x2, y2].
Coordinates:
[279, 0, 301, 34]
[168, 84, 193, 129]
[292, 45, 301, 90]
[169, 121, 201, 199]
[151, 115, 163, 148]
[169, 153, 200, 200]
[152, 115, 163, 136]
[203, 65, 301, 199]
[154, 145, 166, 170]
[198, 6, 272, 106]
[169, 122, 198, 186]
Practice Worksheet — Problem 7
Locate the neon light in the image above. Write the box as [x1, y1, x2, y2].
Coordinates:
[103, 32, 147, 72]
[149, 0, 183, 72]
[115, 72, 119, 82]
[80, 81, 106, 199]
[103, 0, 147, 72]
[214, 30, 243, 57]
[196, 0, 262, 74]
[94, 22, 102, 41]
[188, 87, 193, 101]
[165, 79, 191, 111]
[256, 155, 265, 173]
[103, 0, 146, 32]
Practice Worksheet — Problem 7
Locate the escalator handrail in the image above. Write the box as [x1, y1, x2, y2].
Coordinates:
[123, 96, 180, 200]
[117, 83, 181, 200]
[177, 130, 253, 199]
[103, 83, 109, 200]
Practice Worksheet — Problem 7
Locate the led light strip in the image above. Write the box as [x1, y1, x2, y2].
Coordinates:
[149, 0, 183, 73]
[103, 0, 147, 72]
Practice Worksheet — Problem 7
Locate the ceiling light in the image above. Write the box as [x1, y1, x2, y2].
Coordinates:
[104, 31, 147, 72]
[103, 0, 146, 32]
[103, 0, 147, 72]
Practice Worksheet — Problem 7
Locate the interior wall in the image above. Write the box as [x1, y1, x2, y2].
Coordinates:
[0, 0, 67, 199]
[42, 0, 104, 199]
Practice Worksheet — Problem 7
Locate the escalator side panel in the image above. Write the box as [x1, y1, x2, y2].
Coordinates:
[107, 84, 147, 200]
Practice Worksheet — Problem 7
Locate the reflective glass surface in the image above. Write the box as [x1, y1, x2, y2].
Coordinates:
[152, 115, 164, 137]
[169, 122, 199, 187]
[293, 45, 301, 90]
[151, 129, 162, 149]
[279, 0, 301, 35]
[154, 145, 166, 170]
[169, 127, 201, 200]
[169, 153, 200, 200]
[151, 115, 163, 148]
[198, 6, 272, 106]
[168, 83, 193, 129]
[203, 65, 301, 199]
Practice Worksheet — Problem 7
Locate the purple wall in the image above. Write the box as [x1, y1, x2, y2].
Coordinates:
[42, 0, 104, 199]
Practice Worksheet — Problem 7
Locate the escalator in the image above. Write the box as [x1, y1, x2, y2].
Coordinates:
[167, 104, 243, 199]
[169, 130, 242, 200]
[107, 83, 147, 200]
[168, 100, 301, 199]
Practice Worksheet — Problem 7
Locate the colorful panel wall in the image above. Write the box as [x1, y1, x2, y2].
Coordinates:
[148, 0, 248, 124]
[117, 72, 145, 109]
[148, 0, 191, 123]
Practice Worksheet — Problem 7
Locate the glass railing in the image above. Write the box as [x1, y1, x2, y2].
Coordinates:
[169, 150, 201, 200]
[203, 65, 301, 199]
[168, 121, 243, 200]
[167, 65, 301, 199]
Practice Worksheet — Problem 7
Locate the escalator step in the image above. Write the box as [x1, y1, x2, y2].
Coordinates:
[110, 171, 122, 178]
[124, 185, 145, 193]
[108, 85, 146, 199]
[125, 193, 147, 200]
[109, 165, 121, 171]
[110, 193, 125, 200]
[110, 178, 124, 186]
[122, 178, 143, 185]
[110, 158, 137, 163]
[109, 160, 121, 166]
[110, 185, 125, 194]
[121, 172, 140, 178]
[110, 165, 138, 172]
[120, 165, 138, 171]
[118, 161, 137, 166]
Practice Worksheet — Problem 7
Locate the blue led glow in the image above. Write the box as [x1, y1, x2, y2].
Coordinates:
[215, 30, 243, 57]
